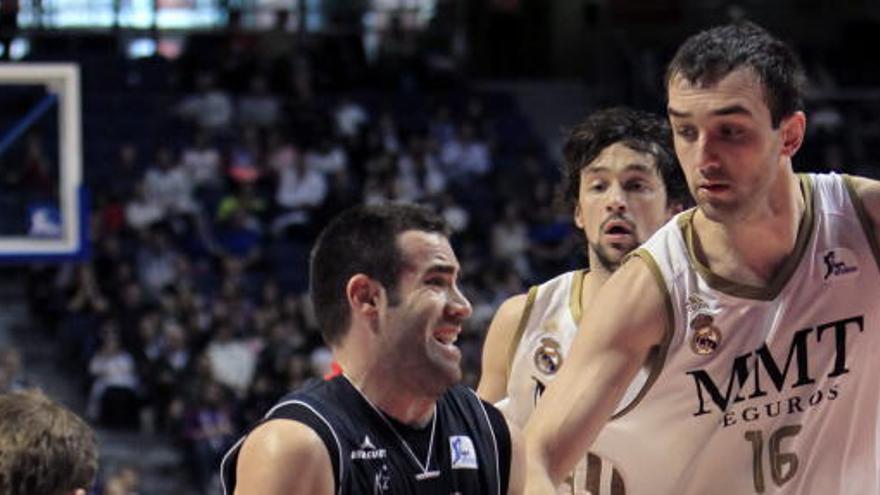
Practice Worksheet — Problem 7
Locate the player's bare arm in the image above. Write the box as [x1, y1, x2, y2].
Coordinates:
[524, 256, 667, 491]
[478, 293, 529, 403]
[846, 175, 880, 248]
[235, 419, 335, 495]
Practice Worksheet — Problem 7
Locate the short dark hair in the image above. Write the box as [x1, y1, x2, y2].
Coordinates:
[562, 106, 689, 210]
[309, 203, 451, 346]
[665, 20, 807, 128]
[0, 390, 98, 495]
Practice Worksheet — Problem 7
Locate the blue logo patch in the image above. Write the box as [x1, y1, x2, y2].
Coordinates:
[449, 435, 478, 469]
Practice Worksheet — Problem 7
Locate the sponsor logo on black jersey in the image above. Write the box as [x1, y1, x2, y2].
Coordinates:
[450, 435, 478, 469]
[352, 435, 387, 460]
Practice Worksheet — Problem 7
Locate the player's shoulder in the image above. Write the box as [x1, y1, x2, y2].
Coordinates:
[240, 417, 327, 465]
[842, 174, 880, 204]
[234, 417, 335, 494]
[494, 292, 530, 323]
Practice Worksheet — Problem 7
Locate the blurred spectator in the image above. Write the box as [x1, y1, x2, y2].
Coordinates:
[135, 226, 184, 300]
[102, 465, 142, 495]
[144, 146, 198, 218]
[181, 129, 224, 193]
[181, 380, 236, 493]
[144, 319, 192, 431]
[395, 133, 446, 201]
[125, 180, 164, 232]
[438, 192, 470, 234]
[176, 70, 234, 134]
[66, 264, 110, 315]
[214, 208, 263, 266]
[205, 322, 259, 397]
[101, 142, 143, 203]
[216, 182, 266, 229]
[227, 126, 264, 185]
[270, 149, 328, 235]
[87, 326, 140, 428]
[440, 121, 492, 179]
[304, 137, 349, 175]
[428, 104, 457, 145]
[378, 111, 403, 153]
[491, 202, 532, 280]
[0, 347, 31, 392]
[58, 264, 110, 367]
[334, 96, 369, 138]
[237, 75, 281, 129]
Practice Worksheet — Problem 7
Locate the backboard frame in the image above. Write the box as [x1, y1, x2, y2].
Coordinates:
[0, 63, 87, 262]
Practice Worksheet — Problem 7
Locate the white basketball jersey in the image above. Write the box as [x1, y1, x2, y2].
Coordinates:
[592, 173, 880, 494]
[505, 269, 644, 495]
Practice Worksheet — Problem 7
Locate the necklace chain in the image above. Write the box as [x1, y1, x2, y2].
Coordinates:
[344, 375, 441, 480]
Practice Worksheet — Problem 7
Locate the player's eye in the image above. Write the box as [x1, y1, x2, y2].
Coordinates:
[675, 125, 697, 141]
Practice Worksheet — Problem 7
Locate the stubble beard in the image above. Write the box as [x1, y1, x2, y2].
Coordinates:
[390, 314, 461, 398]
[590, 239, 637, 273]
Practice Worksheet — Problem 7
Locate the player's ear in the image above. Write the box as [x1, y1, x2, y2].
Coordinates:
[573, 204, 585, 229]
[780, 111, 806, 158]
[346, 274, 381, 318]
[666, 199, 686, 216]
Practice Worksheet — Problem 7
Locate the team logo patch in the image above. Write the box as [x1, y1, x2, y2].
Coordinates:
[690, 313, 722, 356]
[533, 337, 563, 375]
[449, 435, 478, 469]
[821, 248, 859, 282]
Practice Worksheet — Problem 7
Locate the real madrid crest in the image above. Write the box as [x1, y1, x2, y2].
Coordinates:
[690, 313, 722, 355]
[533, 337, 563, 375]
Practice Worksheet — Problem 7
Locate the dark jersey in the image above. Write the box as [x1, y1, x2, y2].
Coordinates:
[221, 376, 512, 494]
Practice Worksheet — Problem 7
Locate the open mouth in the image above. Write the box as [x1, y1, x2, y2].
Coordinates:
[433, 328, 459, 347]
[699, 183, 730, 193]
[602, 219, 635, 237]
[605, 224, 632, 235]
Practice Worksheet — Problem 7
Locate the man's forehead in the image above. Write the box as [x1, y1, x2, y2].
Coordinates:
[583, 143, 660, 176]
[667, 68, 768, 116]
[397, 230, 459, 270]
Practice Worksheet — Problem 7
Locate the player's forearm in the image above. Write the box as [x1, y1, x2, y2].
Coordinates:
[523, 460, 556, 495]
[526, 347, 645, 482]
[524, 449, 558, 494]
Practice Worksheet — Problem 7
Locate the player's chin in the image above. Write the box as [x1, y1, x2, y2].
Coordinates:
[604, 242, 638, 260]
[433, 356, 463, 387]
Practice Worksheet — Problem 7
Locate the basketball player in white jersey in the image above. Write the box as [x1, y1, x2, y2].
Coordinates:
[477, 107, 689, 494]
[525, 21, 880, 494]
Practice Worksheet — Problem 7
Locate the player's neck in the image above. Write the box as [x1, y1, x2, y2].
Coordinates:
[582, 256, 614, 297]
[693, 172, 805, 285]
[344, 370, 436, 427]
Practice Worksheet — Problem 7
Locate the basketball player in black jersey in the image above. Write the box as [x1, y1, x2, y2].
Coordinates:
[222, 203, 525, 494]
